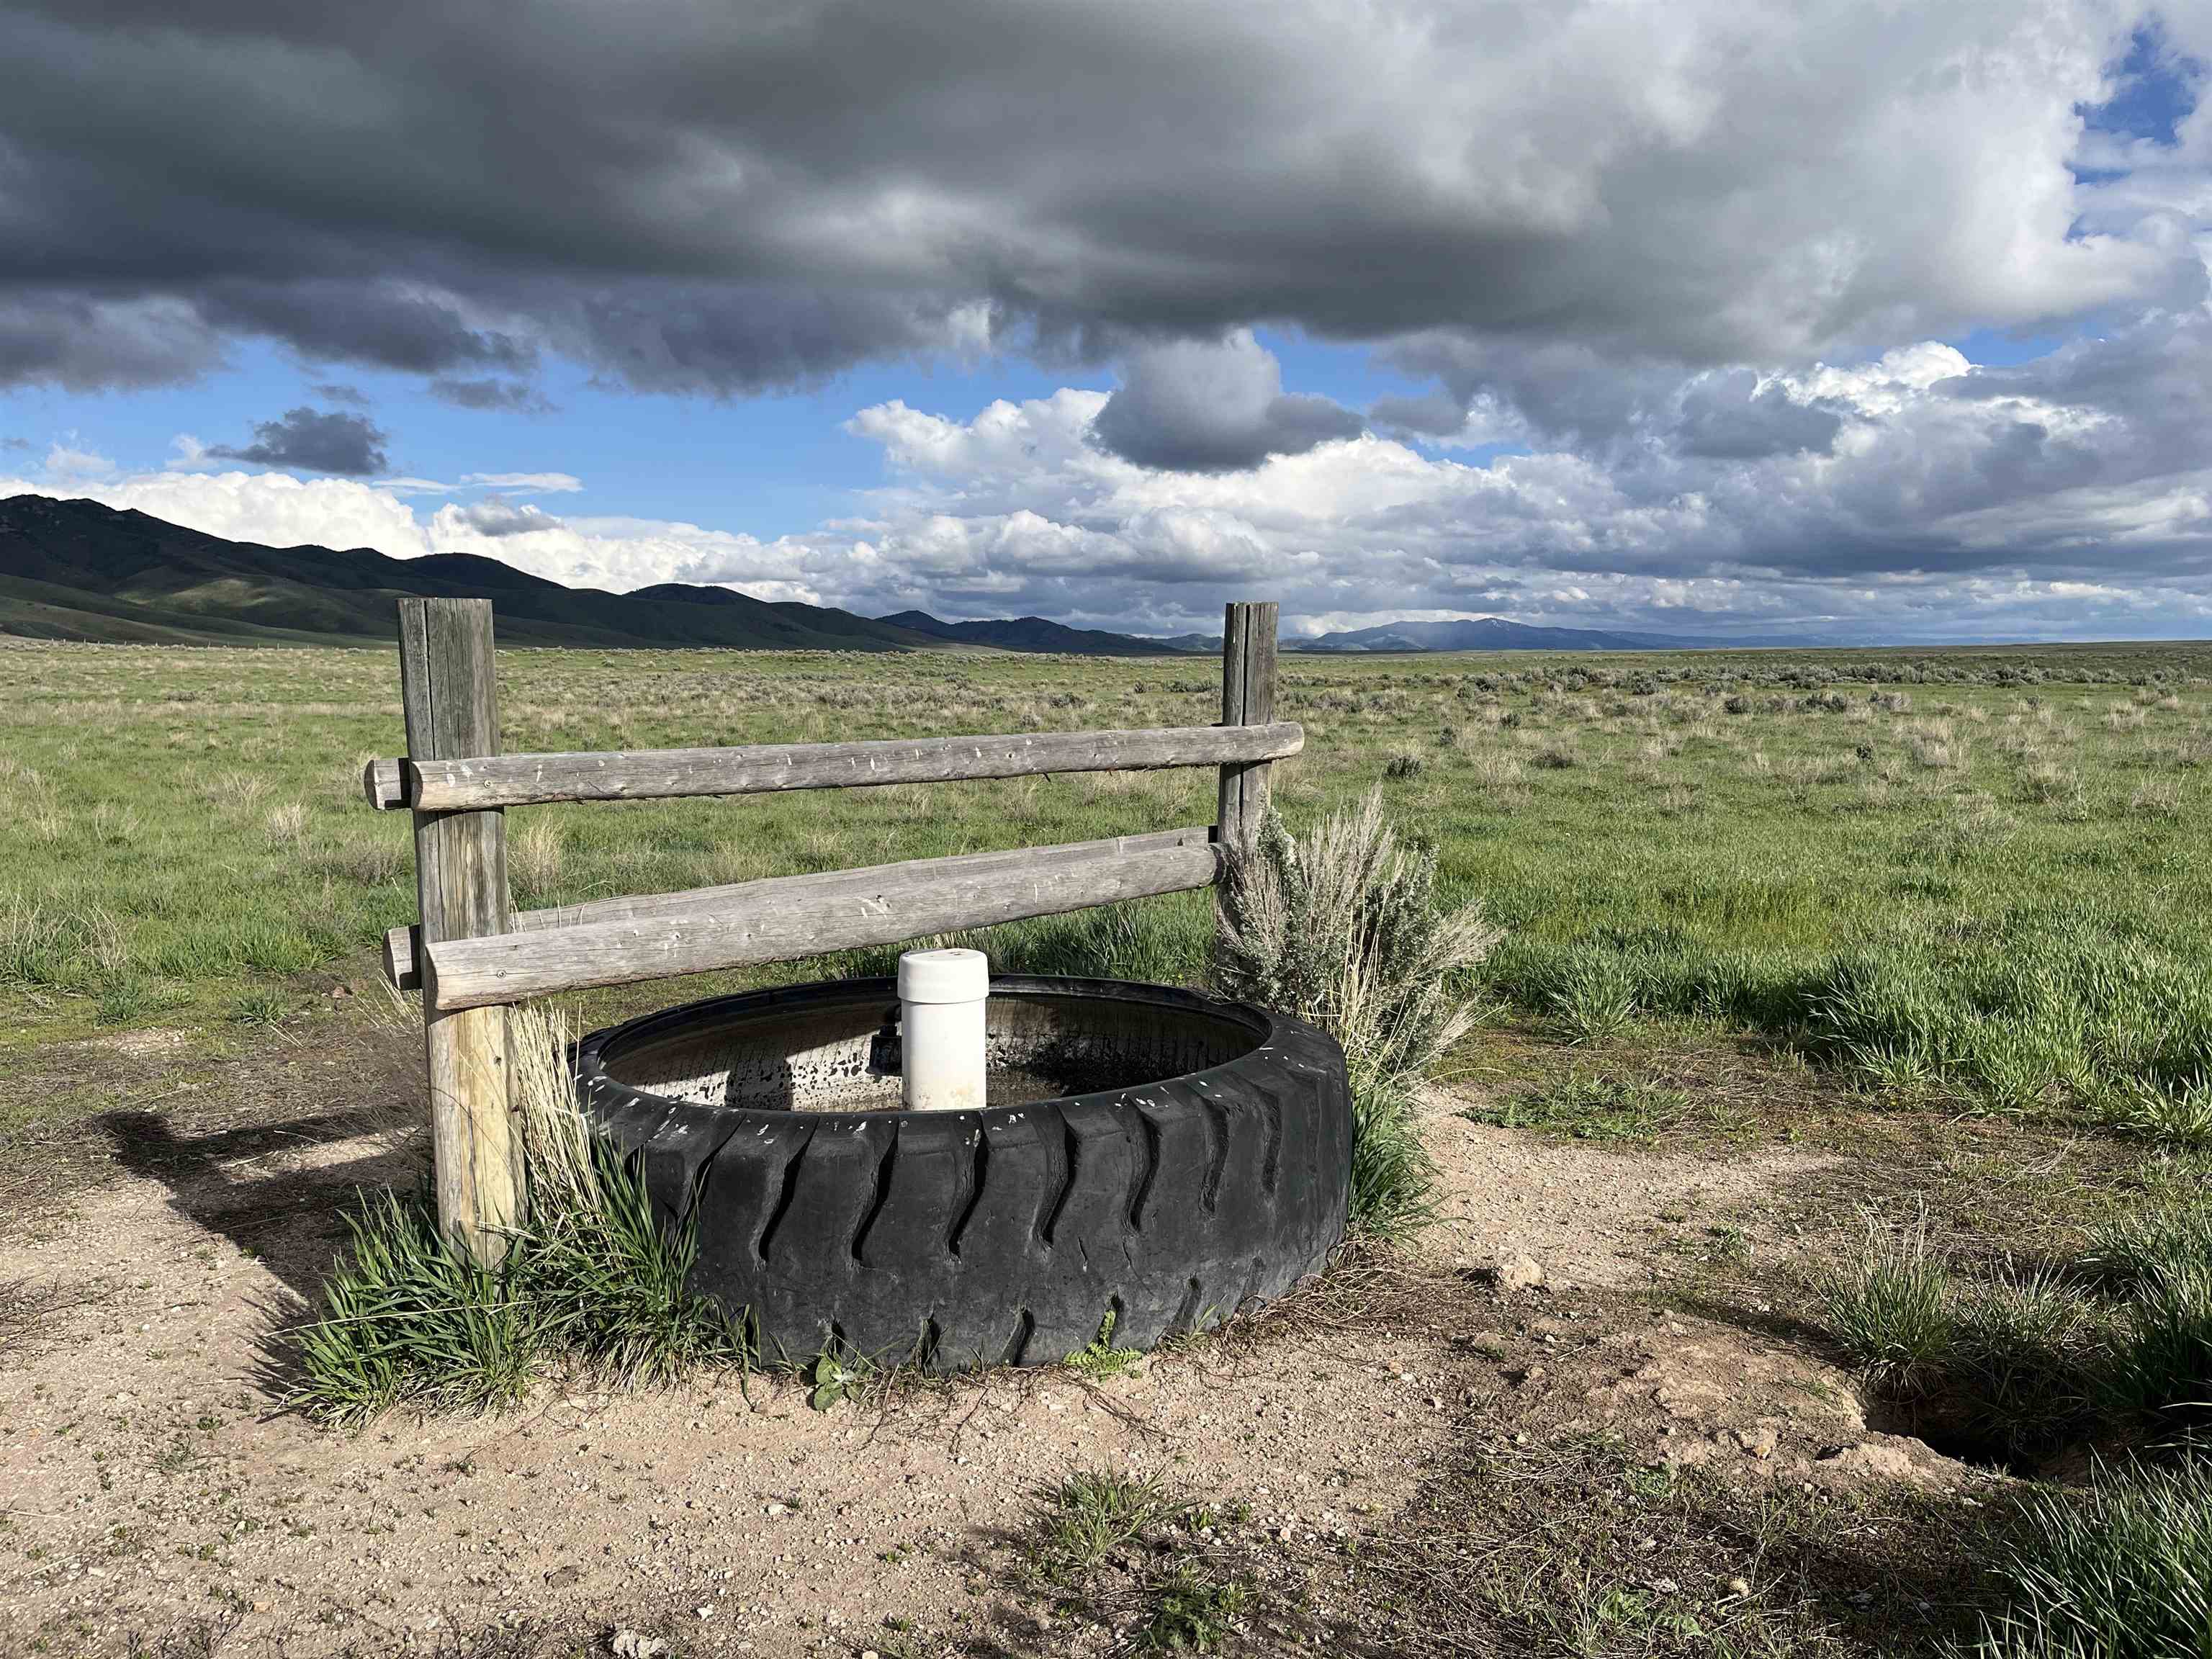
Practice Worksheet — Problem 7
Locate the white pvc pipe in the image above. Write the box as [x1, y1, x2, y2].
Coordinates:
[898, 948, 989, 1112]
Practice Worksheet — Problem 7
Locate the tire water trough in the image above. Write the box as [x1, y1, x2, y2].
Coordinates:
[575, 956, 1352, 1372]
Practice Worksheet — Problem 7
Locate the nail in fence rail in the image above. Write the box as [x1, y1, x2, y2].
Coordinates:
[368, 597, 1283, 1261]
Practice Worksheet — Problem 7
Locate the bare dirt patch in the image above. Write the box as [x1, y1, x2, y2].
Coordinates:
[0, 1034, 2018, 1658]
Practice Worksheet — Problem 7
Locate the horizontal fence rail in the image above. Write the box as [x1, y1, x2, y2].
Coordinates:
[418, 828, 1224, 1011]
[379, 825, 1213, 993]
[367, 721, 1303, 812]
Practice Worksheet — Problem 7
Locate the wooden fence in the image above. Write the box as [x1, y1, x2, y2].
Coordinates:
[365, 598, 1292, 1263]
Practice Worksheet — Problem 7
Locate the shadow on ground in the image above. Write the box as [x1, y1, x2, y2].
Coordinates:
[96, 1107, 422, 1307]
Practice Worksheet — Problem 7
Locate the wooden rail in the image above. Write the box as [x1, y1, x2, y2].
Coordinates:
[369, 596, 1282, 1262]
[379, 825, 1213, 993]
[367, 721, 1301, 811]
[419, 830, 1222, 1011]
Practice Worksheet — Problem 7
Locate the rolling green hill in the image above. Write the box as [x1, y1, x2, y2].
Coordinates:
[0, 495, 943, 651]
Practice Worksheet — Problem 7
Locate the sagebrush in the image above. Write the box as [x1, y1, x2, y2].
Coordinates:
[1213, 789, 1500, 1238]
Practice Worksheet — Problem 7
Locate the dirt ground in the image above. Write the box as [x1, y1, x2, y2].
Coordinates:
[0, 1008, 2010, 1659]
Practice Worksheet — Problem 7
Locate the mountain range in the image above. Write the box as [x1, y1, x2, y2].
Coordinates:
[0, 494, 1817, 654]
[1291, 616, 1830, 651]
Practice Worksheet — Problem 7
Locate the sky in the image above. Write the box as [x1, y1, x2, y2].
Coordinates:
[1, 1, 2209, 643]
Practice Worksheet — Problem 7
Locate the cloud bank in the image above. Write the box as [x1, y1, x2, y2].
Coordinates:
[0, 1, 2206, 640]
[0, 1, 2200, 393]
[12, 305, 2211, 642]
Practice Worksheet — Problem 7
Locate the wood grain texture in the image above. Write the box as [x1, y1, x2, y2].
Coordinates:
[1215, 602, 1280, 855]
[397, 597, 517, 1264]
[379, 825, 1214, 992]
[392, 721, 1300, 810]
[361, 757, 405, 809]
[421, 831, 1224, 1010]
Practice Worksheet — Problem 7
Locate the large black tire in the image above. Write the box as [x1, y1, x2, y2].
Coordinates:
[575, 976, 1352, 1372]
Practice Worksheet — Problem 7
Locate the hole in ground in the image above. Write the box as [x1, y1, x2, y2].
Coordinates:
[1861, 1392, 2095, 1480]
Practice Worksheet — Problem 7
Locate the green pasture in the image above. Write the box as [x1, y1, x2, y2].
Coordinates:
[4, 638, 2209, 1138]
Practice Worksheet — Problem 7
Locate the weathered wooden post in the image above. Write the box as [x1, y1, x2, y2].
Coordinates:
[396, 598, 518, 1264]
[1215, 601, 1280, 856]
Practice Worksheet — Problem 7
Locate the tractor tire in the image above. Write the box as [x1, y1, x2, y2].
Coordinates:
[574, 976, 1352, 1372]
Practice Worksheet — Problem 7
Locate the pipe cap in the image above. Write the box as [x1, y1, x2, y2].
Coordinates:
[897, 947, 989, 1004]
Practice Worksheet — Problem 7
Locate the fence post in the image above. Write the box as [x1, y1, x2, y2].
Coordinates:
[397, 598, 518, 1266]
[1215, 601, 1280, 856]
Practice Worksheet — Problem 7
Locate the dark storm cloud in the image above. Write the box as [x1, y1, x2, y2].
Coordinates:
[1092, 333, 1363, 472]
[429, 377, 552, 412]
[0, 1, 2188, 397]
[1934, 306, 2212, 476]
[0, 292, 225, 391]
[198, 283, 537, 377]
[1673, 371, 1843, 459]
[210, 407, 389, 475]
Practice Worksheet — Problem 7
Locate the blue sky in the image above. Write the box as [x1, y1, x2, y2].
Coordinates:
[6, 328, 1467, 541]
[3, 2, 2208, 642]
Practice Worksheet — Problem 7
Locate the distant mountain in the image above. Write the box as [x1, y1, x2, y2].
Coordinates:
[1, 495, 1834, 657]
[1291, 616, 1836, 652]
[0, 495, 940, 651]
[876, 610, 1213, 656]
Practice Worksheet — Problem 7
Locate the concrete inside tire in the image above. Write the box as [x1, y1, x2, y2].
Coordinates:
[574, 976, 1352, 1372]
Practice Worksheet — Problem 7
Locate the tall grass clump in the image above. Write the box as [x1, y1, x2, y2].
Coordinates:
[1971, 1460, 2212, 1658]
[1820, 1203, 2212, 1465]
[1818, 1208, 1953, 1396]
[292, 1004, 745, 1426]
[1213, 790, 1501, 1241]
[2087, 1203, 2212, 1441]
[291, 1189, 538, 1426]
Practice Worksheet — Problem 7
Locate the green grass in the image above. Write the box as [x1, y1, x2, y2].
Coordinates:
[1474, 1071, 1699, 1141]
[291, 1131, 747, 1427]
[1028, 1467, 1192, 1583]
[4, 641, 2211, 1143]
[1972, 1460, 2212, 1658]
[1820, 1202, 2212, 1465]
[1819, 1210, 1955, 1398]
[1020, 1467, 1249, 1652]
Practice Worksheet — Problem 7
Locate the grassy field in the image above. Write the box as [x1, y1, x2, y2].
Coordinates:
[5, 634, 2212, 1657]
[5, 637, 2209, 1138]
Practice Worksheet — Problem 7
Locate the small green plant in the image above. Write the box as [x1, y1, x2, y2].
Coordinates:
[1947, 1267, 2095, 1460]
[228, 986, 289, 1026]
[1818, 1209, 1953, 1396]
[1213, 791, 1500, 1241]
[2108, 1246, 2212, 1437]
[807, 1351, 864, 1412]
[1141, 1562, 1248, 1651]
[2080, 1203, 2212, 1295]
[1029, 1467, 1188, 1583]
[1065, 1310, 1142, 1382]
[2098, 1071, 2212, 1151]
[1383, 750, 1425, 780]
[290, 1188, 537, 1426]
